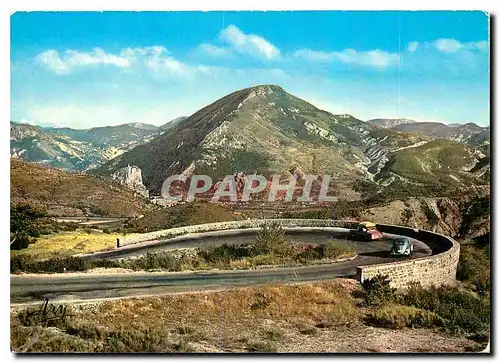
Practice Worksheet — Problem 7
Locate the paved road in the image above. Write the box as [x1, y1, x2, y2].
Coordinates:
[10, 230, 431, 304]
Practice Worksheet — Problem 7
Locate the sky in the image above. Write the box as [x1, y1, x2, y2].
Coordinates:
[10, 11, 490, 128]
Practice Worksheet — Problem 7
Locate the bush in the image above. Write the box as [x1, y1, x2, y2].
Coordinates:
[198, 243, 252, 264]
[360, 275, 396, 307]
[367, 304, 442, 329]
[457, 245, 490, 291]
[398, 283, 490, 335]
[253, 222, 291, 256]
[10, 204, 48, 250]
[323, 241, 356, 259]
[105, 327, 173, 353]
[10, 255, 88, 273]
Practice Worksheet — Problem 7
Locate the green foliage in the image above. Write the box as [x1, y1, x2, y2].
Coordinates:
[198, 244, 252, 264]
[460, 197, 490, 236]
[10, 255, 88, 273]
[457, 244, 490, 291]
[10, 204, 48, 250]
[253, 222, 291, 256]
[323, 240, 356, 259]
[360, 275, 397, 307]
[398, 283, 490, 335]
[420, 202, 439, 226]
[367, 304, 442, 329]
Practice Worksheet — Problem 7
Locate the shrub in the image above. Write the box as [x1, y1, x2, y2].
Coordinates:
[10, 204, 48, 250]
[10, 255, 88, 274]
[360, 275, 396, 307]
[323, 241, 356, 259]
[105, 327, 173, 353]
[198, 243, 252, 264]
[367, 304, 442, 329]
[253, 222, 291, 256]
[457, 245, 490, 291]
[398, 283, 490, 335]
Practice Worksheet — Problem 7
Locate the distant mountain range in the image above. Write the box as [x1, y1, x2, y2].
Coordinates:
[367, 119, 489, 149]
[10, 118, 185, 171]
[11, 85, 490, 199]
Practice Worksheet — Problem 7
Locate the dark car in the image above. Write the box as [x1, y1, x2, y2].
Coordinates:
[348, 221, 384, 241]
[390, 236, 414, 256]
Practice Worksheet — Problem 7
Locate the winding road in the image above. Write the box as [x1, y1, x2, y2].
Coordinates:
[10, 229, 431, 304]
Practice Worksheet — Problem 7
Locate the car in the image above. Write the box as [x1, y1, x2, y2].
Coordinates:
[348, 221, 384, 241]
[390, 236, 414, 256]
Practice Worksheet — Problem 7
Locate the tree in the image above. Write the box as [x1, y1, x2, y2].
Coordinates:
[10, 204, 47, 250]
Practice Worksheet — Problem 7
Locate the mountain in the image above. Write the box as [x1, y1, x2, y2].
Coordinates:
[390, 122, 490, 149]
[367, 118, 417, 128]
[94, 85, 444, 196]
[11, 159, 149, 217]
[160, 117, 187, 132]
[10, 122, 162, 171]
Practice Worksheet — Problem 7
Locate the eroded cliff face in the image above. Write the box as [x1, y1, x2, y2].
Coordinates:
[110, 165, 149, 198]
[359, 196, 489, 239]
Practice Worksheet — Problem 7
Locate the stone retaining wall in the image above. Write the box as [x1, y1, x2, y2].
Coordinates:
[356, 223, 460, 288]
[122, 219, 357, 246]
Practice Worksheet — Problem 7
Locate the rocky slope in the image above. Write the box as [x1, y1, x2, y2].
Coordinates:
[367, 118, 417, 129]
[390, 122, 490, 149]
[10, 122, 162, 171]
[110, 165, 150, 198]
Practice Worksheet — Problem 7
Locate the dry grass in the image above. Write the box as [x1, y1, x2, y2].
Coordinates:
[10, 279, 486, 353]
[10, 230, 140, 259]
[11, 159, 149, 217]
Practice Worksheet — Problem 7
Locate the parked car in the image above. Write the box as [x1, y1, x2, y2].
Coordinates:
[390, 236, 414, 256]
[348, 221, 384, 241]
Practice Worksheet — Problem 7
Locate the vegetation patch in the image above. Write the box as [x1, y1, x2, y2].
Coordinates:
[367, 304, 442, 329]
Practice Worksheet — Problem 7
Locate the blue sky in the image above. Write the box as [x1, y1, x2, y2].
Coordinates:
[11, 11, 490, 128]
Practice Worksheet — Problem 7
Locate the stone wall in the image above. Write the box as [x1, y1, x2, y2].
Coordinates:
[355, 223, 460, 288]
[122, 219, 357, 246]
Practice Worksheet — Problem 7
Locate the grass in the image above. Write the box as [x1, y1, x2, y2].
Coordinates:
[10, 230, 140, 260]
[11, 278, 488, 353]
[367, 304, 442, 329]
[11, 280, 360, 353]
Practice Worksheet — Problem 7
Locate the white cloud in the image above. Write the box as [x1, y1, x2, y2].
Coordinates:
[219, 24, 280, 59]
[433, 38, 464, 53]
[35, 48, 131, 74]
[431, 38, 489, 53]
[407, 41, 419, 53]
[34, 46, 213, 77]
[197, 43, 231, 57]
[294, 48, 399, 68]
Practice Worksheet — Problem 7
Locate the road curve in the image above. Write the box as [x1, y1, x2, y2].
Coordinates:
[11, 230, 431, 304]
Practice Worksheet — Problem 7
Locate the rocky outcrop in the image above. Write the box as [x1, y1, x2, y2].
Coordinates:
[110, 165, 149, 198]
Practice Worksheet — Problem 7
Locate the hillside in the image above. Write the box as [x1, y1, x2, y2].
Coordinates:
[367, 118, 417, 128]
[10, 159, 149, 217]
[94, 85, 432, 196]
[10, 122, 162, 171]
[391, 122, 490, 148]
[375, 139, 486, 192]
